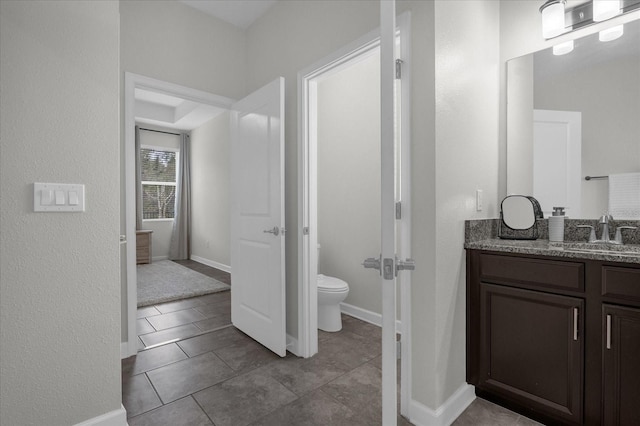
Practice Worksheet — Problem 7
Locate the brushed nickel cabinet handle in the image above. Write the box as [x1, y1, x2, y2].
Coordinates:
[606, 314, 612, 350]
[573, 308, 579, 341]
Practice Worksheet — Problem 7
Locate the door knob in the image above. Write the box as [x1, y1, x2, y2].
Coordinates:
[263, 226, 280, 236]
[363, 256, 381, 272]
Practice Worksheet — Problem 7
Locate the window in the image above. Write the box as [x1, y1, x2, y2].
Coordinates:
[141, 147, 178, 219]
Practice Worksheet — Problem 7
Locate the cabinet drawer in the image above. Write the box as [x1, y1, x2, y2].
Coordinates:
[479, 253, 584, 292]
[602, 266, 640, 302]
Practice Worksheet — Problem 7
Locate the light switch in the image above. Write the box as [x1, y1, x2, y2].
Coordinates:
[41, 190, 53, 205]
[55, 190, 65, 205]
[34, 183, 84, 212]
[68, 191, 79, 206]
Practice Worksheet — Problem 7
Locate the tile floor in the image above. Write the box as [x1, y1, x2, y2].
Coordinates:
[123, 261, 540, 425]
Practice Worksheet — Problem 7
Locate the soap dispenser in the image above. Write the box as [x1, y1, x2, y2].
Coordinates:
[549, 207, 565, 242]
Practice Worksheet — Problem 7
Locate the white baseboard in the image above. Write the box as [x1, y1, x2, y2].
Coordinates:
[286, 333, 301, 357]
[74, 404, 128, 426]
[152, 255, 168, 262]
[190, 255, 231, 273]
[408, 384, 475, 426]
[340, 302, 402, 334]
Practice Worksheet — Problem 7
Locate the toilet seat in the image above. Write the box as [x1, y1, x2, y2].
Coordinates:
[317, 274, 349, 292]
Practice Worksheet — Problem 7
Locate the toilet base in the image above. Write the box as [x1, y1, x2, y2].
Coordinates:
[318, 303, 342, 332]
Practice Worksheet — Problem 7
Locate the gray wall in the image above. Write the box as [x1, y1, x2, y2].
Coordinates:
[190, 112, 231, 269]
[317, 51, 381, 315]
[0, 1, 122, 424]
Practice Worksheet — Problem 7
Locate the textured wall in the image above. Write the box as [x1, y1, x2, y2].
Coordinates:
[0, 1, 122, 424]
[120, 0, 247, 100]
[434, 0, 501, 407]
[190, 112, 231, 268]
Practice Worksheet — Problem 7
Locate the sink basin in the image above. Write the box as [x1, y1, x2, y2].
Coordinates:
[556, 242, 640, 258]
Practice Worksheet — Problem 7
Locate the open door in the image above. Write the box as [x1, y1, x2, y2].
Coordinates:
[230, 77, 286, 357]
[363, 2, 414, 424]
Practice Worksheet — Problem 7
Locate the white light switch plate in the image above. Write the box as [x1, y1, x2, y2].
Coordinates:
[34, 183, 85, 212]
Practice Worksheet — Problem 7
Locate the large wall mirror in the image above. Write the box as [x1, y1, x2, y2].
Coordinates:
[507, 18, 640, 219]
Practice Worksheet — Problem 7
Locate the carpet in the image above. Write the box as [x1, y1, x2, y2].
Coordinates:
[137, 260, 230, 307]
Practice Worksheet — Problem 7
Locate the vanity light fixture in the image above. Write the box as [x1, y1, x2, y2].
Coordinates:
[599, 24, 625, 40]
[540, 0, 640, 40]
[593, 0, 621, 21]
[540, 0, 568, 38]
[553, 40, 575, 55]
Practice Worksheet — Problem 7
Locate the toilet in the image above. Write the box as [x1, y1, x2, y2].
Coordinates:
[317, 245, 349, 332]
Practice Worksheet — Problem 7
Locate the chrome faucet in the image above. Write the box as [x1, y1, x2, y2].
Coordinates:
[597, 213, 613, 243]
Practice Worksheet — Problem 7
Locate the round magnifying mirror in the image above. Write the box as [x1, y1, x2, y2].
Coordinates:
[501, 195, 536, 230]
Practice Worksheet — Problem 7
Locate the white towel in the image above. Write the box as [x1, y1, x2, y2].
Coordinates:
[609, 173, 640, 220]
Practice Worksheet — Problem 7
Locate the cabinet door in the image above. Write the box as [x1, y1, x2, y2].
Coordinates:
[479, 283, 584, 424]
[603, 305, 640, 426]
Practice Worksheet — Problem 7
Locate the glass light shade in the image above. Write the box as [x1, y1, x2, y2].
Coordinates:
[593, 0, 621, 22]
[553, 40, 574, 55]
[541, 2, 566, 39]
[599, 24, 624, 41]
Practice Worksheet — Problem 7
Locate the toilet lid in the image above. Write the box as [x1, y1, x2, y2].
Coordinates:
[317, 274, 349, 292]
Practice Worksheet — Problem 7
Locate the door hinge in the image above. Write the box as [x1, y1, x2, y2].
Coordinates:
[303, 226, 309, 235]
[397, 340, 401, 359]
[395, 59, 403, 79]
[395, 201, 402, 220]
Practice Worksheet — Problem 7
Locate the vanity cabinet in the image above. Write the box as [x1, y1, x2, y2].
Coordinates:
[602, 305, 640, 425]
[478, 283, 584, 424]
[467, 250, 640, 426]
[601, 265, 640, 425]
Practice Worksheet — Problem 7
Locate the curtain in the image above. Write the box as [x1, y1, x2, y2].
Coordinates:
[135, 125, 143, 230]
[169, 132, 191, 260]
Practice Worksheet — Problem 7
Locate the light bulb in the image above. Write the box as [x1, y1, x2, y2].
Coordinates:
[593, 0, 621, 22]
[540, 1, 567, 39]
[553, 40, 574, 55]
[599, 25, 624, 42]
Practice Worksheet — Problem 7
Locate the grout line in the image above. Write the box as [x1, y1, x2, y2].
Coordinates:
[191, 394, 217, 425]
[140, 324, 234, 352]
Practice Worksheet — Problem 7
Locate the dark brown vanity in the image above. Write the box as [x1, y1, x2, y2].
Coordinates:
[465, 222, 640, 425]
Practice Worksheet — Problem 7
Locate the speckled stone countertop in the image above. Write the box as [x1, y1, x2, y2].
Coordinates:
[465, 219, 640, 264]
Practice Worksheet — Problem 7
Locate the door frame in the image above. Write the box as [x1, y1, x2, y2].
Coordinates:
[296, 11, 412, 415]
[122, 73, 234, 358]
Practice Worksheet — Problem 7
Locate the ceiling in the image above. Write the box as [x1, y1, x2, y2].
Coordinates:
[179, 0, 277, 29]
[134, 88, 226, 131]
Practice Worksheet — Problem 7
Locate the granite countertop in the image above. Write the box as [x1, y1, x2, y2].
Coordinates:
[464, 219, 640, 264]
[464, 238, 640, 264]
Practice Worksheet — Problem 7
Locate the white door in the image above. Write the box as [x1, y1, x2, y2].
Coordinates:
[377, 2, 414, 424]
[230, 77, 286, 357]
[533, 109, 582, 217]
